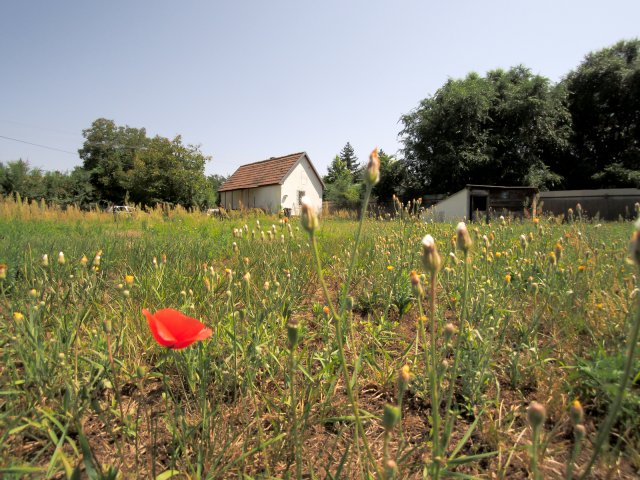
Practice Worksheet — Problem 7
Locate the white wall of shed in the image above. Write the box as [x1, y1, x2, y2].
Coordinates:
[432, 188, 469, 221]
[281, 155, 323, 215]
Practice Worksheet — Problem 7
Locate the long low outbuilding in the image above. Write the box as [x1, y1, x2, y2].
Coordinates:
[430, 184, 539, 222]
[539, 188, 640, 220]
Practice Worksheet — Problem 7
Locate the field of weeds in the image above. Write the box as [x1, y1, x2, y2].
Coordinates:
[0, 195, 639, 479]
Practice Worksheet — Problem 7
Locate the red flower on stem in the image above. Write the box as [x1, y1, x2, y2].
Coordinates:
[142, 308, 212, 349]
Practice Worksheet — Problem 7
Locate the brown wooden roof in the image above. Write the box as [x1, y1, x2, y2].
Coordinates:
[219, 152, 313, 192]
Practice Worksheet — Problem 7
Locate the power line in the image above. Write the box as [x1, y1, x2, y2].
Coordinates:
[0, 134, 78, 156]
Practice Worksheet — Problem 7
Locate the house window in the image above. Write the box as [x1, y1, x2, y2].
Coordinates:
[297, 190, 305, 205]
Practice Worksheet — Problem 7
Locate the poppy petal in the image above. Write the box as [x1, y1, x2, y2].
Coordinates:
[143, 308, 211, 349]
[142, 308, 177, 347]
[172, 327, 213, 349]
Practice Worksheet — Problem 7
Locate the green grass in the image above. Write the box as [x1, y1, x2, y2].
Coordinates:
[0, 197, 639, 479]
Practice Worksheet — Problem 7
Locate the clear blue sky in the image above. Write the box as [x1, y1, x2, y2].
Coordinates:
[1, 1, 638, 177]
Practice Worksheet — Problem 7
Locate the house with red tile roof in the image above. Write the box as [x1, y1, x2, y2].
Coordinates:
[219, 152, 324, 215]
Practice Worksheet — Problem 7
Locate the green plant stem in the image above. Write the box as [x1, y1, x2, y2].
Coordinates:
[429, 273, 441, 477]
[531, 424, 540, 480]
[289, 346, 302, 479]
[338, 185, 372, 314]
[442, 253, 469, 448]
[309, 232, 381, 478]
[579, 280, 640, 479]
[565, 435, 582, 480]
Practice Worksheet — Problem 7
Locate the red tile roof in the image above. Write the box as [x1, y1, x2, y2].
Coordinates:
[219, 152, 310, 192]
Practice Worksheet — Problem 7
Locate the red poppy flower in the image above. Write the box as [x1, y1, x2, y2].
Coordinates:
[142, 308, 212, 349]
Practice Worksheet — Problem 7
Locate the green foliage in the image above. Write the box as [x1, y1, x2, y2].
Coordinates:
[323, 155, 350, 184]
[79, 118, 212, 207]
[400, 66, 570, 194]
[572, 349, 640, 430]
[324, 169, 362, 208]
[563, 39, 640, 188]
[0, 160, 96, 207]
[372, 149, 407, 202]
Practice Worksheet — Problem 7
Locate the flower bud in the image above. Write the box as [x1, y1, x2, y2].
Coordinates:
[0, 264, 6, 280]
[410, 270, 424, 297]
[630, 227, 640, 266]
[574, 424, 586, 441]
[300, 196, 319, 234]
[382, 404, 401, 432]
[346, 296, 355, 311]
[455, 222, 473, 253]
[421, 235, 442, 275]
[287, 319, 300, 349]
[80, 255, 88, 266]
[365, 148, 380, 186]
[527, 401, 546, 429]
[520, 234, 528, 249]
[58, 252, 65, 265]
[443, 323, 456, 343]
[398, 364, 411, 392]
[42, 254, 49, 266]
[570, 399, 584, 426]
[125, 275, 134, 286]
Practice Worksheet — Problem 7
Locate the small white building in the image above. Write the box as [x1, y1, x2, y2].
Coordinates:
[430, 184, 538, 222]
[219, 152, 324, 215]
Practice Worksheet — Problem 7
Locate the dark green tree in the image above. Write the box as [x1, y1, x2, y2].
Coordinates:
[78, 118, 149, 204]
[205, 174, 228, 206]
[323, 155, 351, 184]
[339, 142, 359, 177]
[324, 168, 362, 209]
[125, 135, 211, 207]
[372, 149, 407, 203]
[79, 118, 211, 207]
[563, 39, 640, 188]
[400, 66, 570, 194]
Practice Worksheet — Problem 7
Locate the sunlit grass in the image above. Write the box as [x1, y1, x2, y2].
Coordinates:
[0, 195, 638, 479]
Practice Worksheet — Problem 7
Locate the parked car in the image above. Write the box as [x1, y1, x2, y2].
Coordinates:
[106, 205, 135, 214]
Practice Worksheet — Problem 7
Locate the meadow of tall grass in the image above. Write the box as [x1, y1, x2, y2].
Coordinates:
[0, 182, 639, 479]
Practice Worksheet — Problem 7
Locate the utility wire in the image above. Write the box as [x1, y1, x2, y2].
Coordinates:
[0, 134, 78, 156]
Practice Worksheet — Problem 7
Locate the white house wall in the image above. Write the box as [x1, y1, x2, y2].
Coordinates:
[281, 155, 323, 215]
[251, 185, 281, 213]
[432, 188, 469, 222]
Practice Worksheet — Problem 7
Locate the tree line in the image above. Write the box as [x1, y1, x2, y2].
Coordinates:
[326, 39, 640, 205]
[1, 118, 226, 209]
